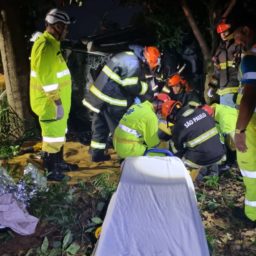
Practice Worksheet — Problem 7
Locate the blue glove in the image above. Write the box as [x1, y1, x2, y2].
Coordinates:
[134, 97, 141, 104]
[55, 100, 64, 120]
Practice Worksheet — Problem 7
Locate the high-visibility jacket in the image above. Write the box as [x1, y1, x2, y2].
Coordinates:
[113, 101, 160, 158]
[82, 46, 151, 113]
[236, 46, 256, 221]
[213, 35, 240, 96]
[30, 31, 71, 153]
[171, 106, 226, 167]
[214, 103, 237, 134]
[213, 103, 237, 150]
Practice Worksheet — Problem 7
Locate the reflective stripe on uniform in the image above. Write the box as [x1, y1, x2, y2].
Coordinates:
[118, 124, 141, 137]
[43, 83, 58, 92]
[243, 72, 256, 80]
[245, 199, 256, 207]
[123, 77, 138, 86]
[219, 61, 235, 69]
[216, 86, 239, 96]
[30, 70, 36, 77]
[162, 86, 170, 93]
[185, 127, 218, 148]
[43, 136, 65, 143]
[91, 140, 106, 149]
[139, 81, 148, 95]
[240, 169, 256, 178]
[102, 65, 138, 86]
[170, 141, 178, 153]
[188, 101, 200, 107]
[102, 65, 122, 85]
[82, 99, 100, 113]
[90, 85, 128, 107]
[57, 69, 70, 78]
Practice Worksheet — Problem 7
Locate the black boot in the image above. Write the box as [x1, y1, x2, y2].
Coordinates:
[91, 149, 111, 162]
[58, 147, 79, 172]
[43, 152, 67, 181]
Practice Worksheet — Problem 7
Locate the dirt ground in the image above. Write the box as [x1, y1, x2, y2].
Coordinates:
[1, 141, 256, 255]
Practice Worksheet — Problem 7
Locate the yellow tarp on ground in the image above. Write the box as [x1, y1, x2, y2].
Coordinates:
[7, 142, 121, 185]
[7, 141, 199, 184]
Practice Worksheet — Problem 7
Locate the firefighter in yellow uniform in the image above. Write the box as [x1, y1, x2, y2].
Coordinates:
[30, 9, 77, 181]
[113, 97, 160, 159]
[234, 26, 256, 223]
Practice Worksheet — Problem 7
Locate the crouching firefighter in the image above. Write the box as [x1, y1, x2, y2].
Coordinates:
[113, 93, 160, 159]
[82, 45, 161, 162]
[158, 100, 226, 177]
[30, 9, 78, 181]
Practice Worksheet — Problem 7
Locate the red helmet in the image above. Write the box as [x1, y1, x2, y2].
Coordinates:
[201, 105, 214, 116]
[216, 22, 231, 34]
[168, 74, 186, 87]
[155, 93, 170, 103]
[144, 46, 160, 69]
[153, 93, 171, 113]
[161, 100, 182, 119]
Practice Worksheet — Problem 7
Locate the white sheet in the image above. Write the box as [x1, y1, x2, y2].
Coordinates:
[95, 156, 209, 256]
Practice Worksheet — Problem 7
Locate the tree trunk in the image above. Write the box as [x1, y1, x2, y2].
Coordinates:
[180, 0, 211, 65]
[0, 2, 32, 133]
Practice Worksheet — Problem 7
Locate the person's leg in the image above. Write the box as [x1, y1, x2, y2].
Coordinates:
[237, 116, 256, 221]
[90, 112, 111, 162]
[40, 118, 68, 181]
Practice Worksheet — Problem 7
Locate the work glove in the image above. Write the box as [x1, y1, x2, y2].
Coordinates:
[207, 88, 216, 98]
[55, 99, 64, 120]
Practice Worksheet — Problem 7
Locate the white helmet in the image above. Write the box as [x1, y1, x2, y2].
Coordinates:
[45, 8, 72, 25]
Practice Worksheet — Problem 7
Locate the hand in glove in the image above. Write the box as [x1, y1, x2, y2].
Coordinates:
[207, 88, 216, 98]
[55, 99, 64, 120]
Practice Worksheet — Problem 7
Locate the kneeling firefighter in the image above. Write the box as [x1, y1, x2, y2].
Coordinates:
[113, 93, 160, 159]
[159, 100, 226, 171]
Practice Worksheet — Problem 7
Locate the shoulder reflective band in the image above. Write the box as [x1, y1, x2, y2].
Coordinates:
[102, 65, 122, 85]
[182, 109, 194, 117]
[185, 127, 218, 148]
[216, 87, 239, 96]
[118, 124, 142, 137]
[82, 99, 100, 113]
[90, 85, 127, 107]
[30, 70, 37, 77]
[91, 141, 106, 149]
[102, 65, 138, 87]
[219, 61, 235, 69]
[139, 81, 148, 95]
[57, 69, 70, 78]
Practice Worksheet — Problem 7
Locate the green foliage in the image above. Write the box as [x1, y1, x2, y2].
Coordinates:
[203, 175, 220, 188]
[25, 230, 80, 256]
[91, 173, 118, 199]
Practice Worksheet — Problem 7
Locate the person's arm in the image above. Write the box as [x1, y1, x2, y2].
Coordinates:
[235, 85, 256, 152]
